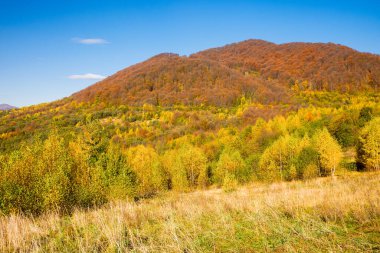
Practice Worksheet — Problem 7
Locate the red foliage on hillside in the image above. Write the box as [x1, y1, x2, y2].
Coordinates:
[73, 53, 287, 106]
[73, 40, 380, 106]
[192, 39, 380, 91]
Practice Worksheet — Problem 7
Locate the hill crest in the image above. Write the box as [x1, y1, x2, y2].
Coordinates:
[71, 39, 380, 106]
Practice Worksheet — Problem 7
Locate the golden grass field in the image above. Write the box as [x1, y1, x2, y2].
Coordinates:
[1, 171, 379, 252]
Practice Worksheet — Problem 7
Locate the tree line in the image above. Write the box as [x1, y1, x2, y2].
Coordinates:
[1, 106, 379, 215]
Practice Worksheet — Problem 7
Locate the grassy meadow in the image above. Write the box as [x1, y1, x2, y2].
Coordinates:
[1, 171, 379, 252]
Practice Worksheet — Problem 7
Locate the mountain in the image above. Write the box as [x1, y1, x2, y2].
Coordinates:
[71, 40, 380, 106]
[192, 39, 380, 91]
[0, 104, 16, 111]
[72, 53, 288, 106]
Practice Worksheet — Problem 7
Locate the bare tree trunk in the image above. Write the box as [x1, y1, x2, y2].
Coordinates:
[280, 150, 283, 181]
[331, 166, 335, 177]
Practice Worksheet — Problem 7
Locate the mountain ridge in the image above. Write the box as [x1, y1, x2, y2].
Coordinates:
[191, 39, 380, 91]
[70, 39, 380, 107]
[72, 51, 288, 106]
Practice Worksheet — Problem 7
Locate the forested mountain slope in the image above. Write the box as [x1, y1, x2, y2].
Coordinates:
[72, 53, 287, 106]
[72, 40, 380, 106]
[192, 39, 380, 91]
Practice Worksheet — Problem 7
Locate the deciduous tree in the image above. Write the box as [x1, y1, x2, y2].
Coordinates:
[314, 128, 343, 176]
[127, 145, 166, 197]
[358, 117, 380, 171]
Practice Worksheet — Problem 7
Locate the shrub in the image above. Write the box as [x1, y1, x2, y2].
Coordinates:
[222, 173, 238, 192]
[303, 164, 320, 179]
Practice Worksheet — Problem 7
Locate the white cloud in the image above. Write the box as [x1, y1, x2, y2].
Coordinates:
[72, 38, 109, 45]
[68, 73, 106, 80]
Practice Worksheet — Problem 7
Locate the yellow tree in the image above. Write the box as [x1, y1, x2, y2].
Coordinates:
[0, 141, 44, 214]
[97, 140, 136, 200]
[162, 149, 189, 191]
[259, 134, 308, 181]
[358, 117, 380, 171]
[40, 133, 71, 211]
[69, 136, 106, 207]
[127, 145, 166, 197]
[163, 144, 208, 191]
[214, 147, 246, 186]
[314, 128, 343, 176]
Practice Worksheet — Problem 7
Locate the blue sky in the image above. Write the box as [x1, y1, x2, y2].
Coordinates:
[1, 0, 380, 107]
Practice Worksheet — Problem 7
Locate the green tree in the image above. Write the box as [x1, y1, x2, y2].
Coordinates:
[69, 136, 106, 207]
[97, 140, 136, 200]
[329, 112, 358, 147]
[358, 107, 373, 127]
[295, 146, 319, 179]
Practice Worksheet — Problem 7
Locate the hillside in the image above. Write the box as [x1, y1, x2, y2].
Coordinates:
[1, 40, 380, 219]
[72, 40, 380, 106]
[72, 53, 287, 106]
[192, 39, 380, 91]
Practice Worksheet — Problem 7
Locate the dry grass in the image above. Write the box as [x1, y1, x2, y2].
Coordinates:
[1, 172, 380, 252]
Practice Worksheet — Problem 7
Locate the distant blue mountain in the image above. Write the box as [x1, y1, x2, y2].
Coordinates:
[0, 104, 17, 111]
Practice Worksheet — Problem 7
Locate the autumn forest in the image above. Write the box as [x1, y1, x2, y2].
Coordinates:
[1, 39, 380, 252]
